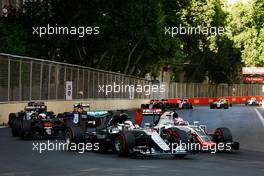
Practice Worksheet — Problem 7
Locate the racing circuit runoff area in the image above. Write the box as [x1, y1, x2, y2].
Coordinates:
[1, 55, 264, 176]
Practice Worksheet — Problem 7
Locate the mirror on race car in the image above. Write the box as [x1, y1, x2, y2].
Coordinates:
[200, 125, 208, 133]
[144, 123, 151, 128]
[194, 121, 200, 126]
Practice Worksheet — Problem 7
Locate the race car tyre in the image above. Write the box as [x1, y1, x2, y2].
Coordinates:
[65, 125, 84, 146]
[115, 131, 135, 157]
[161, 128, 189, 157]
[11, 118, 20, 137]
[46, 111, 55, 118]
[213, 127, 233, 143]
[20, 120, 32, 140]
[223, 104, 229, 109]
[8, 113, 17, 127]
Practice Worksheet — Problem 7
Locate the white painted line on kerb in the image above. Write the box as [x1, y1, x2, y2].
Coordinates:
[0, 126, 8, 129]
[254, 108, 264, 127]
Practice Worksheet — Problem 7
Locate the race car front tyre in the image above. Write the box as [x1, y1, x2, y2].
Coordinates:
[213, 127, 233, 143]
[115, 131, 135, 157]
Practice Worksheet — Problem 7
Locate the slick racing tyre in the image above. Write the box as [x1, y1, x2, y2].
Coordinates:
[20, 120, 32, 140]
[8, 113, 17, 127]
[65, 125, 84, 147]
[114, 131, 135, 157]
[11, 118, 20, 137]
[161, 128, 188, 158]
[213, 127, 233, 143]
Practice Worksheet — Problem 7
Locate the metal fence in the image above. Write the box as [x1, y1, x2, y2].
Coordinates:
[0, 53, 151, 102]
[0, 53, 264, 102]
[167, 82, 264, 99]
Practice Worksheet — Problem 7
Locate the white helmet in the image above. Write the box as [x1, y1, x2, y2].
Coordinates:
[124, 120, 134, 129]
[38, 113, 46, 119]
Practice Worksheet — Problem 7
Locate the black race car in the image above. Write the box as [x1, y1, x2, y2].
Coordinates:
[9, 102, 64, 139]
[65, 110, 131, 152]
[65, 109, 189, 157]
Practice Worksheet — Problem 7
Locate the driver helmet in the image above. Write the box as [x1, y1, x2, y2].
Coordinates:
[124, 120, 134, 129]
[120, 113, 129, 120]
[172, 112, 179, 119]
[38, 113, 46, 119]
[77, 104, 83, 112]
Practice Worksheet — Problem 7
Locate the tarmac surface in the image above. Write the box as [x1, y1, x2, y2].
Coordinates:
[1, 105, 264, 176]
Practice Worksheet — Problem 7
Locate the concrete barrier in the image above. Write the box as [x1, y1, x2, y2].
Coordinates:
[0, 99, 149, 124]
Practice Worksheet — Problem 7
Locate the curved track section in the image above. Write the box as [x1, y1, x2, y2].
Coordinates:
[1, 105, 264, 176]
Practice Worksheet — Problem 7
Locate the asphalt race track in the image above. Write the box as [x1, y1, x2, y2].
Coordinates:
[1, 105, 264, 176]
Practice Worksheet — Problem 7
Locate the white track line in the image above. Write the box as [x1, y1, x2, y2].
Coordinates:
[254, 108, 264, 127]
[0, 126, 8, 129]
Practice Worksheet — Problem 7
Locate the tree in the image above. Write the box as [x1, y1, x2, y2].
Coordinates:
[228, 0, 264, 66]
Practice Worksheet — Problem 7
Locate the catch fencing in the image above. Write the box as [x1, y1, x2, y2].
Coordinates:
[0, 53, 151, 102]
[166, 82, 264, 99]
[0, 53, 263, 102]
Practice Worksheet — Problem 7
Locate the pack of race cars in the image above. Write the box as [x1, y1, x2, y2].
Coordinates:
[8, 101, 240, 158]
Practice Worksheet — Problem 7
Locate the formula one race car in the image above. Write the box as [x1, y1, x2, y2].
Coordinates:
[56, 103, 91, 128]
[64, 110, 133, 152]
[176, 99, 193, 109]
[66, 108, 189, 157]
[135, 110, 239, 153]
[210, 98, 232, 109]
[9, 102, 64, 139]
[142, 99, 193, 112]
[245, 97, 262, 106]
[112, 108, 190, 157]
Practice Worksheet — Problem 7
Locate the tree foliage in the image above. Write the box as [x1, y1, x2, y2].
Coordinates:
[228, 0, 264, 66]
[0, 0, 263, 83]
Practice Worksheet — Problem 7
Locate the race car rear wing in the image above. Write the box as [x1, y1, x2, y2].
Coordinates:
[142, 108, 163, 115]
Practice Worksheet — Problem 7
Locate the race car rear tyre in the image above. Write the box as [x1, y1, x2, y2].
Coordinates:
[115, 131, 135, 157]
[11, 118, 20, 137]
[213, 127, 233, 143]
[20, 120, 32, 140]
[224, 104, 229, 109]
[8, 113, 17, 127]
[65, 125, 84, 145]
